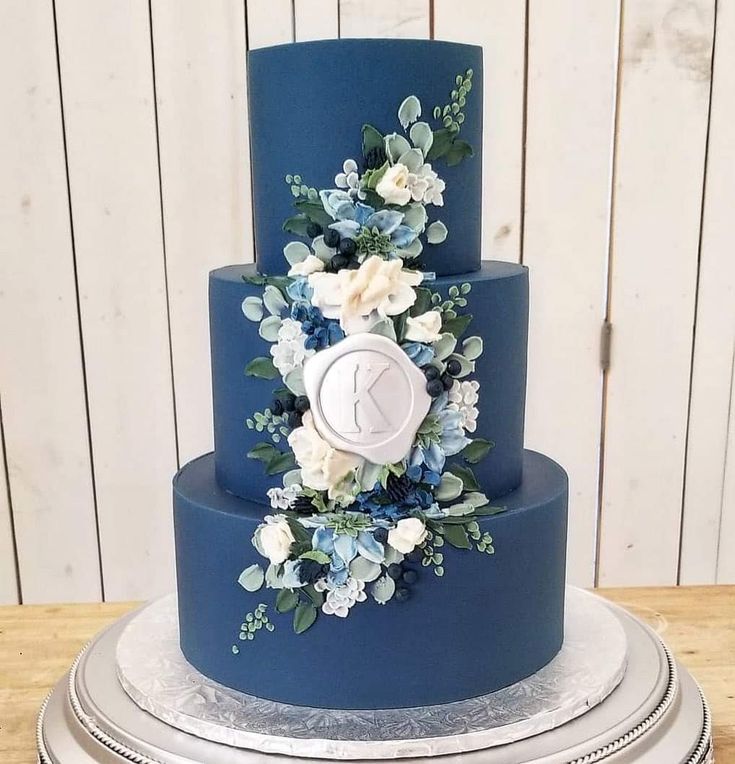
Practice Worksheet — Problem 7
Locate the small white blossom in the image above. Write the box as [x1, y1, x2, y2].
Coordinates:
[376, 163, 412, 206]
[335, 158, 366, 200]
[269, 318, 315, 376]
[404, 310, 442, 343]
[448, 380, 480, 433]
[407, 163, 446, 206]
[388, 517, 428, 554]
[266, 483, 302, 510]
[315, 576, 367, 617]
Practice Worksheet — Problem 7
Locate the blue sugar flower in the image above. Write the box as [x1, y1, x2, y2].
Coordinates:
[410, 393, 470, 472]
[291, 302, 344, 349]
[287, 277, 313, 303]
[402, 341, 435, 368]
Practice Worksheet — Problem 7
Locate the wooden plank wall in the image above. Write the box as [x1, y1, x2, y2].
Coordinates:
[0, 0, 732, 604]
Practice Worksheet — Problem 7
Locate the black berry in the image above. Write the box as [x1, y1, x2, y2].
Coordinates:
[338, 238, 357, 257]
[292, 495, 316, 515]
[347, 258, 361, 269]
[424, 366, 440, 381]
[373, 527, 389, 544]
[395, 587, 411, 603]
[427, 379, 445, 397]
[282, 394, 296, 413]
[330, 254, 350, 271]
[442, 373, 455, 391]
[402, 569, 418, 585]
[271, 398, 284, 416]
[294, 395, 310, 414]
[387, 563, 403, 580]
[288, 410, 303, 429]
[386, 472, 413, 503]
[446, 358, 462, 377]
[306, 222, 323, 238]
[324, 228, 340, 248]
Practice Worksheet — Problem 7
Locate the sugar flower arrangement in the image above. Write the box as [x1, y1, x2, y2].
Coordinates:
[234, 69, 502, 641]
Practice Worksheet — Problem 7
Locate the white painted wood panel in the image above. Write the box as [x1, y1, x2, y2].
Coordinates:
[55, 0, 178, 601]
[433, 0, 525, 264]
[339, 0, 429, 39]
[151, 0, 251, 466]
[598, 0, 715, 585]
[716, 354, 735, 583]
[523, 1, 619, 587]
[295, 0, 338, 41]
[679, 0, 735, 584]
[0, 0, 100, 604]
[0, 403, 19, 604]
[247, 0, 293, 49]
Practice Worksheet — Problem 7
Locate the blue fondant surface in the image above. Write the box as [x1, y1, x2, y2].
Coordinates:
[174, 450, 567, 710]
[210, 262, 528, 505]
[247, 39, 483, 277]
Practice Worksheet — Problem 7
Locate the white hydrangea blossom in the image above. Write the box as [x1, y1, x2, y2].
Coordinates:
[269, 318, 315, 376]
[334, 158, 366, 200]
[266, 483, 302, 510]
[447, 380, 480, 433]
[315, 576, 367, 617]
[406, 162, 446, 206]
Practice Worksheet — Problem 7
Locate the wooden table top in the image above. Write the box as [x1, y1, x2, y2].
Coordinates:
[0, 586, 733, 763]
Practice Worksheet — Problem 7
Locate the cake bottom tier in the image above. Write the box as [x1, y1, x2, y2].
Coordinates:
[173, 450, 567, 710]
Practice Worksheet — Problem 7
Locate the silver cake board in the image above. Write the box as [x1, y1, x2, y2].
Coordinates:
[37, 587, 713, 763]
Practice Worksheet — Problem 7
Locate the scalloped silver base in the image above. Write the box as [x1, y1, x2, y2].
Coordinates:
[37, 587, 713, 763]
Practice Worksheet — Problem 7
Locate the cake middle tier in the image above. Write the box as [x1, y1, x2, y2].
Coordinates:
[210, 261, 529, 504]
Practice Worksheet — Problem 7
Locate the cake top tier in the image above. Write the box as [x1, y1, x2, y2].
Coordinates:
[247, 39, 483, 277]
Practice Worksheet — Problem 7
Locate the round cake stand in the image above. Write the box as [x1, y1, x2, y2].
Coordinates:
[37, 587, 713, 764]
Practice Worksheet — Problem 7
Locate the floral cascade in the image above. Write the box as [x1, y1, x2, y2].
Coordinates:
[235, 69, 503, 640]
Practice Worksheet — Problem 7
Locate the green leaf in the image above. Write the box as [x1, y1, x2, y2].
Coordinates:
[433, 332, 457, 361]
[266, 451, 296, 475]
[398, 95, 422, 129]
[463, 491, 490, 508]
[241, 296, 264, 322]
[426, 220, 448, 244]
[282, 214, 312, 237]
[247, 441, 276, 460]
[245, 356, 278, 380]
[393, 310, 409, 343]
[238, 564, 265, 592]
[472, 504, 507, 516]
[365, 161, 389, 190]
[441, 313, 473, 338]
[362, 123, 384, 156]
[263, 284, 288, 316]
[442, 524, 472, 549]
[409, 121, 433, 155]
[283, 241, 311, 266]
[445, 139, 474, 167]
[303, 584, 325, 607]
[447, 464, 480, 491]
[294, 199, 332, 228]
[385, 132, 412, 164]
[369, 317, 397, 342]
[258, 315, 282, 342]
[276, 588, 299, 613]
[426, 128, 454, 161]
[436, 472, 464, 501]
[461, 438, 494, 464]
[411, 287, 433, 317]
[293, 602, 317, 634]
[284, 367, 306, 396]
[299, 549, 330, 564]
[462, 336, 483, 361]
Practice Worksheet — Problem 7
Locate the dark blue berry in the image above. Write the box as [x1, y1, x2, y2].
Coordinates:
[306, 222, 323, 238]
[282, 394, 296, 412]
[271, 398, 284, 416]
[424, 366, 440, 381]
[288, 411, 303, 429]
[402, 569, 418, 585]
[427, 379, 445, 397]
[331, 254, 350, 271]
[338, 238, 357, 257]
[395, 587, 411, 603]
[442, 373, 454, 391]
[324, 228, 341, 248]
[446, 358, 462, 376]
[294, 395, 310, 414]
[387, 563, 403, 580]
[373, 527, 389, 544]
[347, 258, 361, 269]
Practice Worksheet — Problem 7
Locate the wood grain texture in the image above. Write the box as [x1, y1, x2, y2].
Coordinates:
[339, 0, 429, 38]
[246, 0, 293, 49]
[1, 587, 732, 762]
[679, 0, 735, 585]
[151, 0, 251, 466]
[295, 0, 338, 41]
[55, 0, 178, 601]
[522, 1, 619, 587]
[433, 0, 526, 264]
[598, 0, 715, 585]
[0, 0, 100, 604]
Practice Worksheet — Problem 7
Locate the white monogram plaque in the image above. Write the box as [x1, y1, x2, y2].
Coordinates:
[302, 334, 432, 463]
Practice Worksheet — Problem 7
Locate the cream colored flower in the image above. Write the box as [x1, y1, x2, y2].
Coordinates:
[309, 256, 422, 335]
[288, 412, 363, 497]
[388, 517, 428, 554]
[407, 163, 445, 206]
[269, 318, 315, 376]
[288, 254, 325, 277]
[404, 310, 442, 343]
[253, 515, 294, 564]
[375, 163, 412, 206]
[315, 576, 367, 617]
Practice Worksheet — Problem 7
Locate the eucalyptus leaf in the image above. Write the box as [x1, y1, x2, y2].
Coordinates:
[444, 502, 475, 517]
[284, 367, 306, 396]
[283, 241, 311, 267]
[371, 574, 396, 605]
[398, 95, 422, 129]
[241, 296, 264, 322]
[369, 317, 398, 342]
[312, 235, 335, 262]
[263, 285, 288, 316]
[433, 332, 458, 361]
[436, 472, 464, 501]
[276, 588, 300, 613]
[350, 556, 382, 582]
[385, 133, 412, 164]
[442, 524, 472, 549]
[282, 214, 312, 237]
[356, 460, 382, 492]
[283, 468, 302, 487]
[402, 203, 428, 233]
[299, 549, 330, 564]
[293, 602, 318, 634]
[447, 352, 474, 378]
[462, 336, 484, 361]
[397, 148, 424, 173]
[382, 545, 404, 567]
[463, 491, 490, 508]
[258, 315, 282, 342]
[245, 357, 279, 380]
[461, 438, 494, 464]
[265, 563, 284, 589]
[409, 121, 433, 155]
[238, 564, 265, 592]
[396, 238, 423, 258]
[426, 220, 448, 244]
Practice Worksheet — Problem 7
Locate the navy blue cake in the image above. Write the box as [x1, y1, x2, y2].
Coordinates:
[174, 38, 568, 710]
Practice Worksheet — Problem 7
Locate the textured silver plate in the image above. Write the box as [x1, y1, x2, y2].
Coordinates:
[114, 588, 627, 757]
[37, 588, 713, 763]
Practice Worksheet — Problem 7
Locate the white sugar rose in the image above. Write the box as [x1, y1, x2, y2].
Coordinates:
[375, 163, 412, 206]
[288, 254, 325, 277]
[404, 310, 442, 343]
[269, 318, 315, 376]
[388, 517, 428, 554]
[309, 256, 422, 335]
[288, 412, 363, 497]
[253, 515, 294, 564]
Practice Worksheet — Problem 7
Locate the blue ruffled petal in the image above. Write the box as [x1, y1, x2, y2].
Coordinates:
[354, 202, 376, 226]
[334, 533, 358, 565]
[312, 526, 335, 555]
[329, 220, 361, 239]
[365, 209, 404, 235]
[389, 224, 418, 248]
[356, 531, 385, 563]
